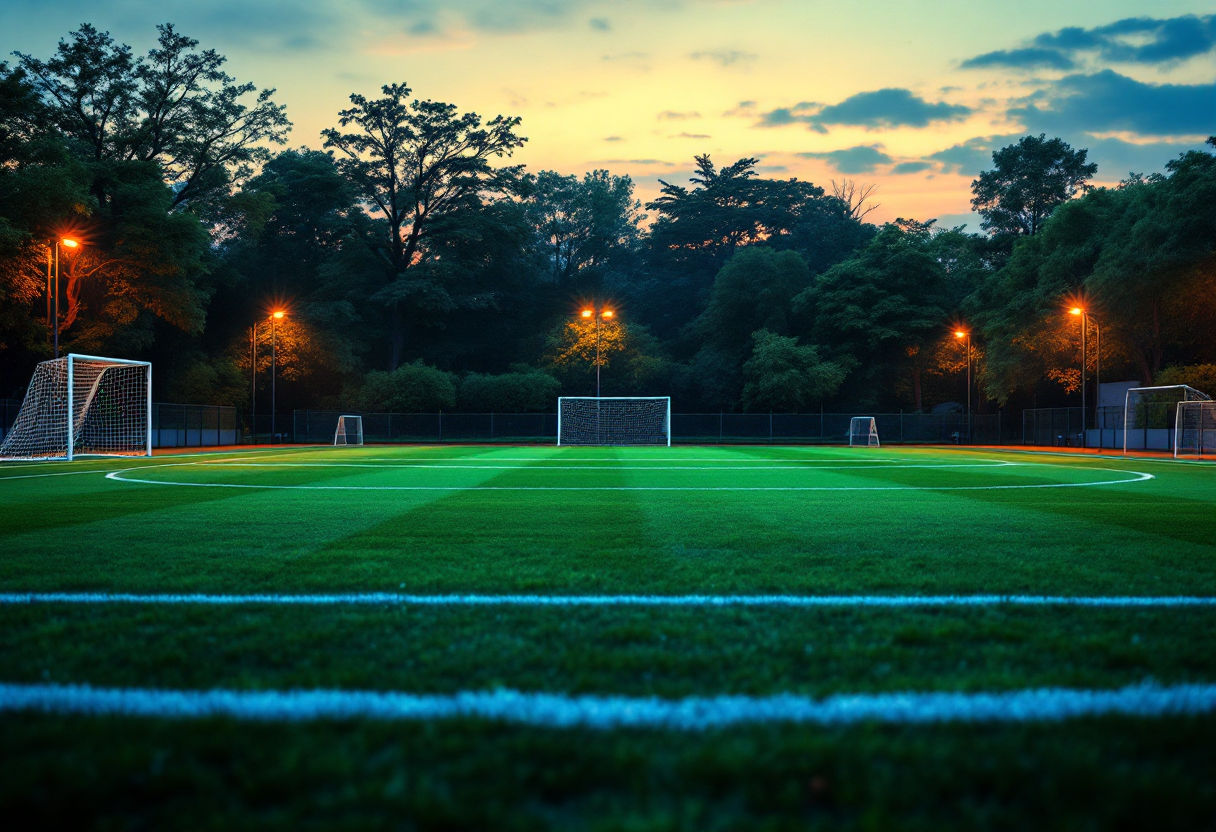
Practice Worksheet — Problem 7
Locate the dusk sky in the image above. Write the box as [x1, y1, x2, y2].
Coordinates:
[3, 1, 1213, 227]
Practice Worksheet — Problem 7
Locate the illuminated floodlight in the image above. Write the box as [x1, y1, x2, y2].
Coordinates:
[581, 309, 593, 318]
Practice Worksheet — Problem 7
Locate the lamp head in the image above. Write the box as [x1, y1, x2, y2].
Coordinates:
[581, 309, 593, 318]
[601, 310, 614, 319]
[60, 238, 79, 249]
[1070, 307, 1083, 316]
[955, 330, 966, 339]
[272, 311, 286, 320]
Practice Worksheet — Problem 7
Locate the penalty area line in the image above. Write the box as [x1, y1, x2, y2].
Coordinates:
[2, 593, 1213, 607]
[1, 682, 1214, 728]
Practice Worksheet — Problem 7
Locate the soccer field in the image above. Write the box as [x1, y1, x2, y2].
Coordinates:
[3, 444, 1215, 828]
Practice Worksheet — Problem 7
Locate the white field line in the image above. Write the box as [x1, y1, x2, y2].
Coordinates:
[103, 467, 1154, 491]
[2, 593, 1212, 607]
[2, 682, 1213, 727]
[192, 461, 1015, 471]
[0, 456, 273, 483]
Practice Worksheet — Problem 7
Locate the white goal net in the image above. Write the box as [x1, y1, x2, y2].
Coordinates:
[0, 354, 151, 461]
[334, 415, 364, 446]
[849, 416, 880, 447]
[557, 397, 671, 446]
[1176, 401, 1216, 459]
[1124, 385, 1211, 454]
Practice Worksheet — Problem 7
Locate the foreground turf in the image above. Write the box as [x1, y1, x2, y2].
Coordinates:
[4, 715, 1214, 830]
[2, 445, 1213, 828]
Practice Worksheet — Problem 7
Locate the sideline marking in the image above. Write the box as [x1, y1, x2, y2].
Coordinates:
[2, 682, 1213, 727]
[192, 461, 1015, 471]
[3, 593, 1211, 607]
[103, 466, 1154, 491]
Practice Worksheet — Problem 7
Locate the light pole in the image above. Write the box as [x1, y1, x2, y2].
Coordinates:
[271, 310, 285, 442]
[580, 306, 615, 397]
[1070, 307, 1100, 445]
[955, 329, 971, 443]
[250, 321, 258, 443]
[48, 237, 80, 358]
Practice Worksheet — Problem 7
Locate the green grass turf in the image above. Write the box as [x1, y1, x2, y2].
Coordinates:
[1, 444, 1214, 829]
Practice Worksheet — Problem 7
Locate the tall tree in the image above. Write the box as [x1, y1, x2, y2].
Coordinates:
[16, 24, 290, 210]
[971, 134, 1097, 239]
[526, 169, 643, 289]
[321, 83, 526, 369]
[799, 220, 953, 411]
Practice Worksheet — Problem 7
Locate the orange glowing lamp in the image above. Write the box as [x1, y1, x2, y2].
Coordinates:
[955, 330, 966, 339]
[581, 309, 593, 318]
[601, 310, 614, 319]
[60, 238, 79, 248]
[1070, 307, 1083, 316]
[272, 311, 286, 319]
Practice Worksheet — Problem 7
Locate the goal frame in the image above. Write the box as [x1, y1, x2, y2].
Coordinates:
[333, 414, 364, 447]
[849, 416, 880, 447]
[0, 353, 152, 461]
[556, 396, 672, 447]
[1123, 385, 1211, 456]
[1175, 401, 1216, 459]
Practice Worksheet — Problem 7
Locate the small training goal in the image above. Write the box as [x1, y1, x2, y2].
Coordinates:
[333, 415, 364, 446]
[1175, 401, 1216, 459]
[557, 397, 671, 446]
[849, 416, 880, 447]
[0, 354, 151, 461]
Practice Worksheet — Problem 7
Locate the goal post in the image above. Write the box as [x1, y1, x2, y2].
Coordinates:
[0, 354, 152, 461]
[1175, 401, 1216, 459]
[557, 397, 671, 446]
[1124, 385, 1211, 455]
[849, 416, 880, 447]
[333, 415, 364, 446]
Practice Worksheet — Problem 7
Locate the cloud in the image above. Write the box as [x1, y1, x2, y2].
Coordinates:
[658, 110, 701, 120]
[1010, 70, 1216, 137]
[603, 136, 624, 142]
[596, 158, 676, 167]
[757, 89, 970, 132]
[589, 17, 610, 31]
[927, 136, 1010, 175]
[722, 101, 756, 117]
[798, 145, 893, 174]
[923, 133, 1206, 180]
[964, 14, 1216, 70]
[961, 47, 1075, 71]
[891, 161, 933, 175]
[671, 132, 712, 139]
[690, 49, 757, 67]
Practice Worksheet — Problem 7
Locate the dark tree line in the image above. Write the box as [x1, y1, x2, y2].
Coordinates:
[2, 25, 1214, 417]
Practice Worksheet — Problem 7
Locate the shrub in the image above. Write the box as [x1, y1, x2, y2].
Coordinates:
[357, 361, 457, 412]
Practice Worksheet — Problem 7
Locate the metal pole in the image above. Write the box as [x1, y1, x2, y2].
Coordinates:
[271, 316, 276, 443]
[595, 312, 601, 398]
[1095, 322, 1101, 446]
[966, 334, 971, 443]
[46, 247, 52, 347]
[251, 323, 257, 444]
[53, 243, 60, 359]
[1080, 313, 1087, 447]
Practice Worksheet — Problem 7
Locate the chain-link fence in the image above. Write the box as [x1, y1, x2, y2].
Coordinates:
[2, 399, 238, 448]
[293, 409, 1012, 445]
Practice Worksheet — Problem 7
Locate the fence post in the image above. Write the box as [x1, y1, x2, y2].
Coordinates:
[900, 410, 904, 443]
[491, 412, 495, 440]
[719, 412, 723, 443]
[769, 411, 773, 444]
[438, 411, 443, 442]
